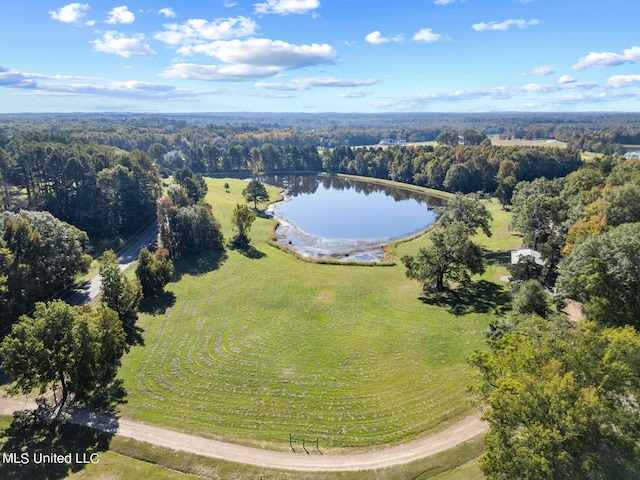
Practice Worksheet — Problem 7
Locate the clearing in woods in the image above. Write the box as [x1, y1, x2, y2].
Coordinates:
[116, 177, 516, 452]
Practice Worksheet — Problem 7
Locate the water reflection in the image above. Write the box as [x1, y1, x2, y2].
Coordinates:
[262, 175, 442, 262]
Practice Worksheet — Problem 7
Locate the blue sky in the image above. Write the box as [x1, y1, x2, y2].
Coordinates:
[1, 0, 639, 113]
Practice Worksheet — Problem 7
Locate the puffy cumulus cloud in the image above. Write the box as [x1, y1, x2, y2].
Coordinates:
[161, 63, 281, 81]
[92, 32, 156, 57]
[472, 18, 539, 31]
[413, 28, 446, 43]
[572, 46, 640, 70]
[49, 3, 90, 24]
[558, 75, 576, 84]
[155, 17, 257, 45]
[106, 6, 135, 24]
[365, 31, 403, 45]
[340, 90, 371, 98]
[255, 76, 377, 91]
[254, 0, 320, 15]
[158, 8, 176, 18]
[182, 38, 336, 69]
[605, 75, 640, 88]
[365, 31, 386, 45]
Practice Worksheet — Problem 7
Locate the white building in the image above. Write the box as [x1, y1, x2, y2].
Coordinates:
[511, 248, 545, 266]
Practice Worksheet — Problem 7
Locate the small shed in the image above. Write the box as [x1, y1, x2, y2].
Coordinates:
[511, 248, 545, 266]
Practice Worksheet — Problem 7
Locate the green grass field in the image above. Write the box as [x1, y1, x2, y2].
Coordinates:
[116, 177, 512, 452]
[487, 135, 567, 148]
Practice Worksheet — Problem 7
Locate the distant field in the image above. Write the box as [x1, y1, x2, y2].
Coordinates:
[488, 135, 567, 148]
[622, 144, 640, 152]
[117, 177, 512, 452]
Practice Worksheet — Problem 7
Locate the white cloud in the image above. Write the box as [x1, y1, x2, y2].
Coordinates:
[558, 75, 576, 84]
[0, 66, 219, 100]
[256, 76, 377, 91]
[528, 65, 555, 76]
[106, 6, 135, 24]
[161, 63, 281, 81]
[0, 67, 38, 88]
[572, 46, 640, 70]
[155, 17, 258, 45]
[472, 19, 539, 32]
[340, 90, 371, 98]
[413, 28, 445, 43]
[183, 38, 336, 70]
[521, 83, 559, 93]
[50, 3, 90, 23]
[365, 31, 403, 45]
[365, 31, 387, 45]
[254, 0, 320, 15]
[520, 79, 595, 93]
[92, 32, 156, 57]
[434, 0, 456, 4]
[605, 75, 640, 88]
[159, 8, 176, 18]
[407, 87, 514, 103]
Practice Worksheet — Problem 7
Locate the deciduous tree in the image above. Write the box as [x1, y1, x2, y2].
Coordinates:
[0, 301, 126, 411]
[231, 203, 257, 246]
[402, 222, 485, 292]
[439, 193, 493, 237]
[557, 222, 640, 328]
[135, 248, 174, 297]
[100, 250, 142, 340]
[470, 315, 640, 479]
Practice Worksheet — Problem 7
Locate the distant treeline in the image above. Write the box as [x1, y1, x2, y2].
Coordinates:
[0, 131, 581, 236]
[3, 112, 640, 153]
[170, 142, 582, 196]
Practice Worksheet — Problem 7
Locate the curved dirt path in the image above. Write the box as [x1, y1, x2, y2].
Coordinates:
[0, 395, 486, 472]
[66, 222, 158, 306]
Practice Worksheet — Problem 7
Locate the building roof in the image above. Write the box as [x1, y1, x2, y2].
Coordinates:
[511, 248, 545, 266]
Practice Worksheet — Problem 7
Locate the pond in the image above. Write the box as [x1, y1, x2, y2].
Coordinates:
[263, 175, 444, 262]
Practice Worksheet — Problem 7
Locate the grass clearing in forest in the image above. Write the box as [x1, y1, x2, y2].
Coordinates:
[118, 177, 509, 452]
[488, 135, 567, 148]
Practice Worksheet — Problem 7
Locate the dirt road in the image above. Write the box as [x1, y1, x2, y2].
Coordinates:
[66, 222, 158, 306]
[0, 395, 486, 472]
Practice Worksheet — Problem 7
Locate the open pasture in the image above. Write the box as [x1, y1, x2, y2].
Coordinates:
[118, 178, 510, 451]
[488, 135, 567, 148]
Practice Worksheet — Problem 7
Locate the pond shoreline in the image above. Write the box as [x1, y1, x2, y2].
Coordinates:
[261, 174, 445, 265]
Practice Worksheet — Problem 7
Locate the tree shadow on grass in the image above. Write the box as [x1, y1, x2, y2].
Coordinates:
[234, 244, 266, 259]
[172, 249, 227, 281]
[139, 291, 177, 316]
[0, 405, 116, 480]
[124, 322, 145, 347]
[420, 280, 512, 316]
[484, 249, 511, 267]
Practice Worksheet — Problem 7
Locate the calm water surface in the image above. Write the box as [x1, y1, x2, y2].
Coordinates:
[263, 175, 442, 262]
